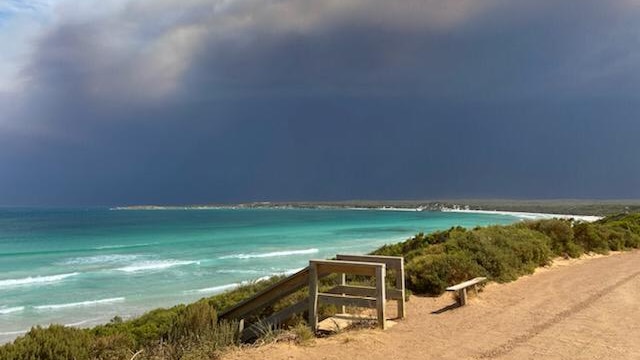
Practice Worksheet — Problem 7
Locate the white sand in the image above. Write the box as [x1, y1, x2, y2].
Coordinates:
[441, 208, 602, 222]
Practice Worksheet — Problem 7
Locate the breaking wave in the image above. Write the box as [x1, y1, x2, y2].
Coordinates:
[0, 330, 28, 336]
[61, 254, 142, 265]
[94, 243, 156, 250]
[0, 306, 25, 315]
[116, 260, 199, 272]
[218, 248, 318, 259]
[216, 269, 262, 274]
[0, 273, 80, 288]
[186, 283, 240, 294]
[34, 297, 125, 310]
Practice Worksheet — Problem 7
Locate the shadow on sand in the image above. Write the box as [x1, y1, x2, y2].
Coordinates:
[431, 302, 461, 314]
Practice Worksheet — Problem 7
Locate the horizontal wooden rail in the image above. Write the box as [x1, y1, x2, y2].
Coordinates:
[326, 285, 404, 300]
[336, 254, 406, 319]
[219, 267, 320, 320]
[309, 259, 387, 330]
[312, 259, 385, 277]
[216, 254, 405, 341]
[318, 293, 377, 308]
[336, 254, 403, 271]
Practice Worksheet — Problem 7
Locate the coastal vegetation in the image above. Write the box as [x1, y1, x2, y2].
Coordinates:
[2, 213, 640, 360]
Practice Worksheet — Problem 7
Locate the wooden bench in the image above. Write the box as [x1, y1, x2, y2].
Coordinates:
[446, 277, 487, 306]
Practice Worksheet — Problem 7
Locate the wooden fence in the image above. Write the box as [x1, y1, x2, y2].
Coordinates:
[218, 254, 405, 340]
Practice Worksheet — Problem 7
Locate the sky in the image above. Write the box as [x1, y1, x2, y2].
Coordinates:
[0, 0, 639, 206]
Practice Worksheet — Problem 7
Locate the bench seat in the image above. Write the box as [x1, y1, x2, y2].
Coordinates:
[446, 277, 487, 306]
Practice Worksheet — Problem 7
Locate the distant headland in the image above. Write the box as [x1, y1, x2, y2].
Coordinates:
[111, 199, 640, 216]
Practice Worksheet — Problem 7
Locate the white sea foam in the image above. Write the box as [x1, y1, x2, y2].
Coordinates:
[34, 297, 125, 310]
[0, 272, 80, 288]
[283, 268, 305, 276]
[0, 306, 25, 315]
[0, 330, 28, 336]
[267, 268, 305, 276]
[187, 283, 240, 294]
[216, 269, 262, 274]
[62, 254, 142, 265]
[116, 260, 199, 272]
[218, 248, 319, 259]
[94, 243, 155, 250]
[65, 317, 104, 327]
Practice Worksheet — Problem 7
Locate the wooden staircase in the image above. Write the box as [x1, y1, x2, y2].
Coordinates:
[218, 254, 405, 341]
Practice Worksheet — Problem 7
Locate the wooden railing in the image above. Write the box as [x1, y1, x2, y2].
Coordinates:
[309, 259, 388, 330]
[217, 255, 405, 340]
[335, 254, 405, 319]
[219, 267, 316, 319]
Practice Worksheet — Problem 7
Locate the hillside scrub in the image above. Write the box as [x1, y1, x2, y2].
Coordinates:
[2, 214, 640, 359]
[374, 214, 640, 295]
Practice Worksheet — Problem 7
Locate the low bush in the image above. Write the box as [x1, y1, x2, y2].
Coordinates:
[522, 219, 582, 257]
[381, 213, 640, 295]
[406, 252, 485, 294]
[0, 325, 93, 360]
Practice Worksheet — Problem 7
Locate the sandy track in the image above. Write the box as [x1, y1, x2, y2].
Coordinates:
[223, 250, 640, 360]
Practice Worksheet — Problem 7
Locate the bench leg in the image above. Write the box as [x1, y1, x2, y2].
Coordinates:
[458, 288, 467, 306]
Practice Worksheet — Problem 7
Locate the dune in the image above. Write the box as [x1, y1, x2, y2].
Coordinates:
[223, 250, 640, 360]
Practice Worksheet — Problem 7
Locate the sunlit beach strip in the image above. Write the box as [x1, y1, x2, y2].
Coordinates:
[441, 208, 602, 222]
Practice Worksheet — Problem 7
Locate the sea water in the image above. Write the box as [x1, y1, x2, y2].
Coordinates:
[0, 207, 519, 343]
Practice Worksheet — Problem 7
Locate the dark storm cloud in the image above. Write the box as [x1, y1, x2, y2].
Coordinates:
[1, 0, 639, 205]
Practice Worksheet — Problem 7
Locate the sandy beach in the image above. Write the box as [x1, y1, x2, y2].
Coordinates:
[223, 250, 640, 360]
[441, 208, 603, 222]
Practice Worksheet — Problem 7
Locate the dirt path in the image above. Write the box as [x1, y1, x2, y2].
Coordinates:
[223, 250, 640, 360]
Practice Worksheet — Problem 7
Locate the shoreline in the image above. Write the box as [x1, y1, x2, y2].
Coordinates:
[109, 199, 640, 216]
[111, 204, 604, 222]
[440, 208, 603, 222]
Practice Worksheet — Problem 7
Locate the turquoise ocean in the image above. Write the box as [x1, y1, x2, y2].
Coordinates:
[0, 207, 520, 343]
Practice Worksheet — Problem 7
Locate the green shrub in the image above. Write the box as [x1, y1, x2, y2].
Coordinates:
[522, 219, 582, 257]
[290, 322, 314, 344]
[0, 325, 92, 360]
[599, 213, 640, 233]
[443, 226, 552, 282]
[205, 276, 284, 312]
[91, 334, 135, 360]
[406, 252, 485, 294]
[169, 301, 218, 341]
[573, 223, 610, 253]
[623, 230, 640, 248]
[373, 227, 464, 260]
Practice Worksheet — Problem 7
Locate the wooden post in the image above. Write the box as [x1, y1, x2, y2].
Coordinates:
[396, 258, 405, 319]
[237, 319, 244, 345]
[308, 262, 319, 331]
[375, 264, 386, 329]
[459, 288, 467, 306]
[340, 273, 347, 314]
